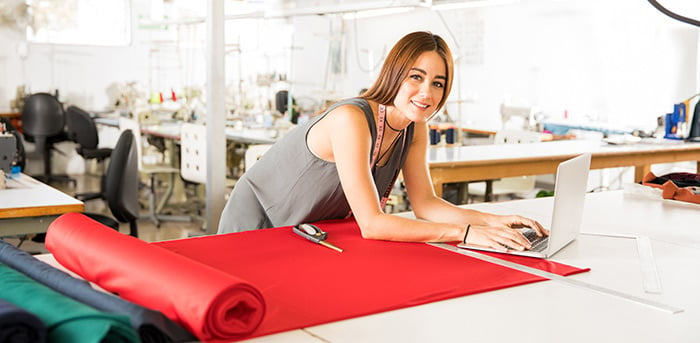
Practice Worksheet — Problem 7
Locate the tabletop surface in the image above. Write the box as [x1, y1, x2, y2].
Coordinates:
[428, 138, 700, 165]
[95, 117, 280, 145]
[0, 174, 83, 219]
[33, 189, 699, 343]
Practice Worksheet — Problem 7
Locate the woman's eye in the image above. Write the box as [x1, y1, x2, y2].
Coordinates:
[433, 81, 444, 88]
[410, 74, 422, 81]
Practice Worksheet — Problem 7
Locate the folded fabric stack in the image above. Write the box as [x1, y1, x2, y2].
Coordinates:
[643, 171, 700, 204]
[0, 298, 46, 343]
[0, 263, 137, 342]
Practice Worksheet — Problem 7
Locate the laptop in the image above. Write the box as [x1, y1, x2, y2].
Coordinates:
[457, 153, 591, 259]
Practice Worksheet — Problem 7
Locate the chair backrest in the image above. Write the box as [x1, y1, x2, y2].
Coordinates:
[118, 117, 144, 170]
[275, 90, 289, 115]
[65, 105, 99, 150]
[245, 144, 272, 172]
[180, 122, 207, 184]
[688, 99, 700, 141]
[22, 93, 65, 137]
[104, 129, 139, 224]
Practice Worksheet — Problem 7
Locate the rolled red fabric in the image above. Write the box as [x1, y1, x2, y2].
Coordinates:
[45, 213, 265, 343]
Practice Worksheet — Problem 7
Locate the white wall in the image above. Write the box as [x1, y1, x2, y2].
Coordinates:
[324, 0, 699, 131]
[0, 0, 698, 133]
[0, 0, 151, 111]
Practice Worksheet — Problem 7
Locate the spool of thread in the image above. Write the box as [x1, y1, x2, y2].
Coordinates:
[429, 128, 440, 145]
[445, 127, 456, 144]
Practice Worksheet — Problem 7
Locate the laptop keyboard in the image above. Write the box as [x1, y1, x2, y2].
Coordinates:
[523, 229, 549, 252]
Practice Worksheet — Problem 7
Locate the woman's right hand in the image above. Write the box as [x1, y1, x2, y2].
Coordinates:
[463, 225, 533, 252]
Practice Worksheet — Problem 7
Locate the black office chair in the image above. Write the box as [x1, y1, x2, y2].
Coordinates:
[275, 90, 299, 124]
[65, 105, 113, 201]
[687, 99, 700, 142]
[82, 129, 140, 237]
[21, 93, 75, 185]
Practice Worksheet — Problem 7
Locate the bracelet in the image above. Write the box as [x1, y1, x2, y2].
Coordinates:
[462, 224, 471, 244]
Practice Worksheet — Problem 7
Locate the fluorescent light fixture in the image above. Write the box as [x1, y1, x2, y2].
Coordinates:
[343, 7, 416, 20]
[264, 1, 423, 19]
[431, 0, 520, 11]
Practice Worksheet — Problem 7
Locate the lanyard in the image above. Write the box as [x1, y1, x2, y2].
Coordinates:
[369, 104, 387, 168]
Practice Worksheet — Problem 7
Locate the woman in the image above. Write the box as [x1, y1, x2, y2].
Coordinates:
[219, 31, 547, 251]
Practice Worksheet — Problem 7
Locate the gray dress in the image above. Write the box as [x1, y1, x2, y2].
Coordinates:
[218, 98, 414, 233]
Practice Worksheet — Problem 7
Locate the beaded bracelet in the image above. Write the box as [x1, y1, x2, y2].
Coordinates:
[462, 224, 471, 244]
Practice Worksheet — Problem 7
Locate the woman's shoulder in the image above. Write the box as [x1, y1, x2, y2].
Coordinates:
[324, 98, 373, 121]
[326, 97, 372, 114]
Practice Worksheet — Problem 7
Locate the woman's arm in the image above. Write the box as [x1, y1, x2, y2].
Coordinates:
[313, 106, 543, 249]
[401, 122, 500, 225]
[400, 123, 548, 249]
[310, 105, 462, 242]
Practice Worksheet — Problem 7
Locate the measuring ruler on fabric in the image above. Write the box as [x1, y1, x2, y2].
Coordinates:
[429, 242, 683, 314]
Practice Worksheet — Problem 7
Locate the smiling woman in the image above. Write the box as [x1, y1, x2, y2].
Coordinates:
[218, 31, 548, 252]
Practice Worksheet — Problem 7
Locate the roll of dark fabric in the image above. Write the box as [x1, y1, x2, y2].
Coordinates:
[0, 263, 138, 343]
[0, 298, 47, 343]
[0, 240, 196, 343]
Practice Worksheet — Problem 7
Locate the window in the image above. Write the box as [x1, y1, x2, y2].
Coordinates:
[26, 0, 130, 46]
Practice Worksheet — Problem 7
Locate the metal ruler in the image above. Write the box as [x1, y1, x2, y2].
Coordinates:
[636, 236, 663, 294]
[581, 232, 663, 294]
[429, 242, 683, 314]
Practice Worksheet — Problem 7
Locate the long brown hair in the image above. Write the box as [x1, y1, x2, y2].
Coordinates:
[362, 31, 454, 114]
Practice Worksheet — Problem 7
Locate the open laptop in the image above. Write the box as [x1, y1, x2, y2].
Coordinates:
[457, 153, 591, 259]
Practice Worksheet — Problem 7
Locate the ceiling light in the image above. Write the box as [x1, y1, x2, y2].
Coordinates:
[343, 6, 416, 20]
[431, 0, 520, 11]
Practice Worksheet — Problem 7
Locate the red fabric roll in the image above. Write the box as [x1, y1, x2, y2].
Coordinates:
[155, 218, 589, 340]
[45, 213, 265, 343]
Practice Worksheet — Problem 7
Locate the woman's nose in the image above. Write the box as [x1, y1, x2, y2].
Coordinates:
[418, 82, 431, 98]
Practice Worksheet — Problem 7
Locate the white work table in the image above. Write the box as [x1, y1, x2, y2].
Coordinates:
[34, 190, 699, 342]
[95, 117, 280, 145]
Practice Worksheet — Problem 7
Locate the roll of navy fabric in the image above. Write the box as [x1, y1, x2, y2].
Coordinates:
[154, 218, 588, 341]
[0, 263, 138, 343]
[0, 298, 47, 343]
[0, 239, 195, 343]
[45, 213, 266, 343]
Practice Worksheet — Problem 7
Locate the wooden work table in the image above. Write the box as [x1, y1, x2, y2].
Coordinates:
[428, 139, 700, 197]
[0, 111, 22, 132]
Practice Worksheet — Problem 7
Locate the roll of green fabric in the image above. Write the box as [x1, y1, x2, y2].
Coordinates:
[0, 263, 138, 343]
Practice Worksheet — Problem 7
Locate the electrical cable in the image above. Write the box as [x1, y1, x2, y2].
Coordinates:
[647, 0, 700, 27]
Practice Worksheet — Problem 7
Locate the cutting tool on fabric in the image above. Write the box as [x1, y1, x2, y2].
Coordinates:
[293, 223, 343, 252]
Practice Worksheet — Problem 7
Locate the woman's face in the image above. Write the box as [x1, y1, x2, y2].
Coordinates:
[393, 50, 446, 123]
